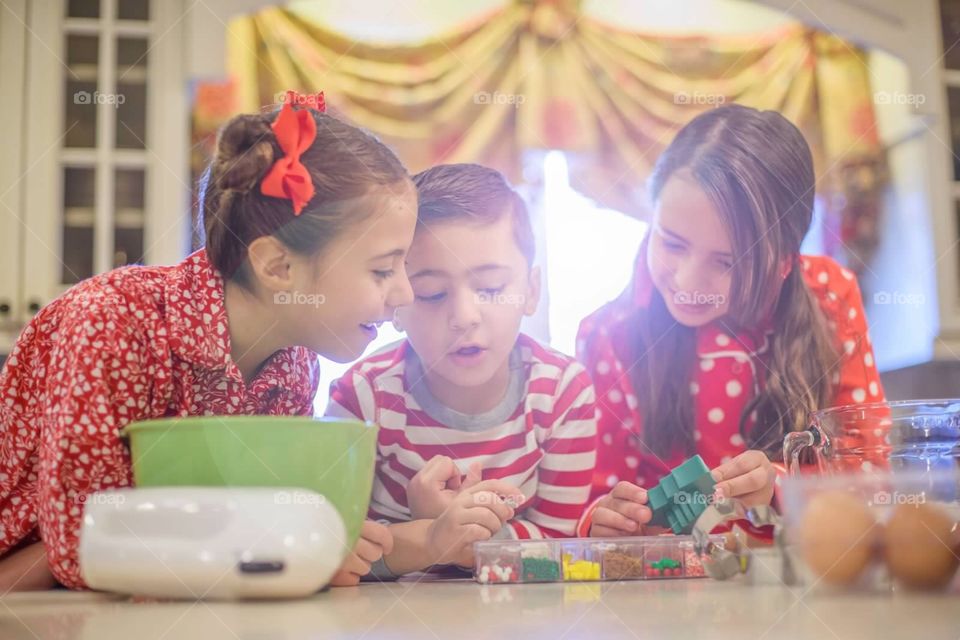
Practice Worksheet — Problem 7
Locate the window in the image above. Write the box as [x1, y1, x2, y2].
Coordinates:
[542, 151, 647, 356]
[61, 0, 150, 284]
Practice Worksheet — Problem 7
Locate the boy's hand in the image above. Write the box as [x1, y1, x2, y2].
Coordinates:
[329, 520, 394, 587]
[589, 481, 652, 537]
[711, 450, 775, 508]
[426, 480, 524, 568]
[407, 457, 482, 520]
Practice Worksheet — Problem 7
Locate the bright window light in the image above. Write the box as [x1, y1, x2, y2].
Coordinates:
[542, 151, 647, 356]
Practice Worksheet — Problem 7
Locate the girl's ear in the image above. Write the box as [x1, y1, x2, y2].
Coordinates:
[523, 265, 542, 317]
[246, 236, 296, 293]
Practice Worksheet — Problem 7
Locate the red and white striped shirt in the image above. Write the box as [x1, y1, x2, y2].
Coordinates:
[327, 334, 597, 539]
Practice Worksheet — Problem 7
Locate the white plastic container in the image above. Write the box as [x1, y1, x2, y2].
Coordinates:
[79, 487, 346, 600]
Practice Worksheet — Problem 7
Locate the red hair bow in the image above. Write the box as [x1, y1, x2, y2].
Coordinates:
[260, 90, 323, 215]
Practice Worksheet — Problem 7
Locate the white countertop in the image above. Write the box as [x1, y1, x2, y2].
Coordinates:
[1, 573, 958, 640]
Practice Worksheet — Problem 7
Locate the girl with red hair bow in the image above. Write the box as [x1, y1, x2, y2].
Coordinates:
[0, 92, 417, 589]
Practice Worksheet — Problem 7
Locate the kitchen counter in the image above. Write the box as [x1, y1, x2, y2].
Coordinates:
[2, 572, 958, 640]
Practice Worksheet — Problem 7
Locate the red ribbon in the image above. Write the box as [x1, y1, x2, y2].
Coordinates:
[260, 90, 322, 215]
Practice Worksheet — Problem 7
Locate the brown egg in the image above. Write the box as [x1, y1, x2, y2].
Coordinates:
[884, 502, 959, 590]
[799, 490, 878, 586]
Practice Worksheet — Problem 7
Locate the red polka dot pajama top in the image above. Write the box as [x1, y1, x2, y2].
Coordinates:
[574, 249, 885, 535]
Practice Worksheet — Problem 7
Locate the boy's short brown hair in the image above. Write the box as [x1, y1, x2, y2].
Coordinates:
[412, 164, 535, 265]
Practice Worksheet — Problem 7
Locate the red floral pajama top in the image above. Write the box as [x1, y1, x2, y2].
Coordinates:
[0, 250, 319, 588]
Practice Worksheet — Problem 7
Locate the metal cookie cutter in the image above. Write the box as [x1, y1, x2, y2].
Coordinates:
[691, 500, 794, 583]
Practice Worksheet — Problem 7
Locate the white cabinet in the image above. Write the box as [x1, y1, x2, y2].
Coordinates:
[1, 0, 189, 353]
[0, 0, 28, 353]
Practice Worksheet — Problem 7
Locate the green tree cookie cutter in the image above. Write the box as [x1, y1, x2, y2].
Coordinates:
[646, 455, 716, 534]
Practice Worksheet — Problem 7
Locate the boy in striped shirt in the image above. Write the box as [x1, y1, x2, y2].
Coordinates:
[327, 164, 597, 577]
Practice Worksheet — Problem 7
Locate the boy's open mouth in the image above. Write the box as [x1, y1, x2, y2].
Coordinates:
[448, 345, 489, 367]
[452, 345, 484, 356]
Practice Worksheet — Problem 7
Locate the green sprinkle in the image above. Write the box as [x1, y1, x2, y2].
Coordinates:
[522, 557, 560, 582]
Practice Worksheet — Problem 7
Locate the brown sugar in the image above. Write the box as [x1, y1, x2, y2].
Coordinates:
[602, 550, 646, 579]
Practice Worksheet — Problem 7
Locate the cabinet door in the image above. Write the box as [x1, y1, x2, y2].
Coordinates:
[0, 0, 27, 345]
[22, 1, 79, 311]
[143, 0, 189, 268]
[21, 0, 189, 315]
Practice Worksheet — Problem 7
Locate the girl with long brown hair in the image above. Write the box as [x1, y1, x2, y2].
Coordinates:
[578, 104, 885, 537]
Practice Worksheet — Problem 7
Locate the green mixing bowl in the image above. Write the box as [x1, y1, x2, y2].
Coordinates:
[122, 416, 378, 549]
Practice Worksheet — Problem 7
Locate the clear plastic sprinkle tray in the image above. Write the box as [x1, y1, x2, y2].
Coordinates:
[473, 535, 724, 584]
